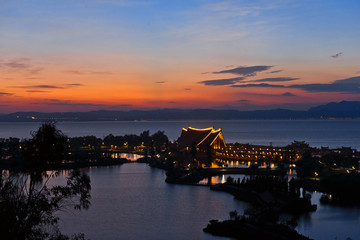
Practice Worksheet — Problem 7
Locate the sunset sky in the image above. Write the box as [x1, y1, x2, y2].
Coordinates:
[1, 0, 359, 113]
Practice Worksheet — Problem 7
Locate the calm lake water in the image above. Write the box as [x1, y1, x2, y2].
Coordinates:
[1, 119, 360, 149]
[297, 192, 360, 240]
[57, 163, 250, 240]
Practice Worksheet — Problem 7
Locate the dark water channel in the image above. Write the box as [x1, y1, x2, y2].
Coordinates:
[57, 163, 249, 240]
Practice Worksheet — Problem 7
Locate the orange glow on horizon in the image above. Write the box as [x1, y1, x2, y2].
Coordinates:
[1, 53, 359, 113]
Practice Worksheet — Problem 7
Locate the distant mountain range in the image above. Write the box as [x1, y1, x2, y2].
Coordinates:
[1, 101, 359, 122]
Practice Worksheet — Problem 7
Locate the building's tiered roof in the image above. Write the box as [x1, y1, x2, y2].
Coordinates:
[177, 126, 226, 149]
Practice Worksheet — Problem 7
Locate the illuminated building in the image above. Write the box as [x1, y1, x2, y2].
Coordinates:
[177, 126, 226, 150]
[216, 143, 300, 162]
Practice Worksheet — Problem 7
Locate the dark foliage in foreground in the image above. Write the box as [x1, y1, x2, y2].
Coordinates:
[0, 122, 91, 240]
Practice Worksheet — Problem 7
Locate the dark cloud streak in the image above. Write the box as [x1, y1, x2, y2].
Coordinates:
[0, 92, 13, 96]
[282, 92, 296, 96]
[15, 85, 64, 89]
[199, 77, 244, 86]
[267, 70, 283, 74]
[289, 76, 360, 93]
[231, 76, 360, 94]
[331, 52, 343, 58]
[11, 83, 84, 89]
[213, 65, 273, 76]
[231, 83, 285, 88]
[250, 77, 299, 83]
[112, 104, 133, 107]
[64, 83, 84, 87]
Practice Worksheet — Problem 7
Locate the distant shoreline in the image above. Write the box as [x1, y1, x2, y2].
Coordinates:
[1, 118, 360, 123]
[0, 101, 359, 121]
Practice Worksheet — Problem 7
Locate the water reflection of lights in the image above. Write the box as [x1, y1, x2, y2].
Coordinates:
[111, 153, 144, 161]
[199, 174, 247, 185]
[221, 160, 277, 169]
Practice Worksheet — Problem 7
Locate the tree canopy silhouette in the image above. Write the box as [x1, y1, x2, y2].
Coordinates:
[23, 122, 69, 181]
[0, 122, 91, 240]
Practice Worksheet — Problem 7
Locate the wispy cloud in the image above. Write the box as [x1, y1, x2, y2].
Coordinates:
[26, 90, 50, 93]
[0, 58, 43, 75]
[90, 71, 112, 75]
[50, 102, 105, 107]
[64, 70, 112, 75]
[64, 70, 85, 75]
[64, 83, 84, 87]
[267, 70, 282, 74]
[170, 1, 279, 45]
[213, 65, 273, 76]
[184, 88, 192, 91]
[11, 83, 84, 89]
[31, 99, 105, 107]
[155, 81, 166, 84]
[238, 92, 296, 97]
[198, 77, 244, 86]
[0, 58, 30, 69]
[16, 85, 64, 89]
[28, 68, 43, 75]
[331, 52, 343, 58]
[0, 92, 13, 96]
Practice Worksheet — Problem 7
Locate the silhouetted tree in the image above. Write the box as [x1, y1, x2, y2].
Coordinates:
[321, 152, 358, 169]
[296, 150, 323, 177]
[23, 122, 68, 181]
[229, 210, 240, 221]
[149, 141, 155, 159]
[151, 131, 168, 150]
[140, 130, 151, 146]
[0, 122, 91, 240]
